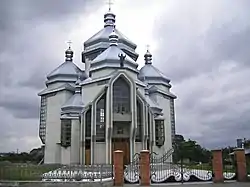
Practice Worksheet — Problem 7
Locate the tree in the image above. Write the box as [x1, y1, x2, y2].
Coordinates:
[173, 135, 211, 164]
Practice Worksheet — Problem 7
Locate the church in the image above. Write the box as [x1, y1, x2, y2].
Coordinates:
[38, 8, 177, 165]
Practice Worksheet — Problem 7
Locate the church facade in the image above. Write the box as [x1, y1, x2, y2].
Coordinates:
[38, 9, 177, 165]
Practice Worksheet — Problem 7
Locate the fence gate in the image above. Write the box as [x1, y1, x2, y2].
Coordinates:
[223, 155, 236, 181]
[150, 150, 213, 184]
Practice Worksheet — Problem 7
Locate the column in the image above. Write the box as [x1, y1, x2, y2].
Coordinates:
[234, 148, 247, 182]
[70, 119, 80, 164]
[212, 149, 224, 183]
[113, 150, 124, 186]
[91, 103, 96, 164]
[140, 150, 150, 186]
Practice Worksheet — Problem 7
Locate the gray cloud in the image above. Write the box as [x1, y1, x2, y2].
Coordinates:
[153, 0, 250, 149]
[0, 0, 100, 152]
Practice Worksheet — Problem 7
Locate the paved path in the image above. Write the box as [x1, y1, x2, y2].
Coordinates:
[124, 182, 249, 187]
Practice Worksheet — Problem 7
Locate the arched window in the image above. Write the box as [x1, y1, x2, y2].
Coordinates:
[96, 93, 106, 142]
[136, 99, 143, 142]
[155, 119, 165, 147]
[61, 119, 71, 147]
[113, 77, 130, 113]
[85, 108, 91, 138]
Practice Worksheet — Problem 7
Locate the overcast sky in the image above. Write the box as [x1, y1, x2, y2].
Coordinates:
[0, 0, 250, 153]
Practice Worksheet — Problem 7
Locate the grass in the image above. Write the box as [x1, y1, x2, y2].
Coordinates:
[0, 164, 60, 181]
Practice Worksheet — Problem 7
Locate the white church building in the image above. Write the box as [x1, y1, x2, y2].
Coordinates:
[38, 9, 177, 165]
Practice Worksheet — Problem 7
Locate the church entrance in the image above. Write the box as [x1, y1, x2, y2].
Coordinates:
[112, 138, 130, 165]
[85, 139, 91, 165]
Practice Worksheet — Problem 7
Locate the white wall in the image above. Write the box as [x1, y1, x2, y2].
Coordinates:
[61, 147, 70, 165]
[82, 84, 105, 105]
[44, 90, 73, 164]
[70, 119, 80, 164]
[152, 93, 173, 157]
[135, 142, 143, 154]
[94, 143, 106, 164]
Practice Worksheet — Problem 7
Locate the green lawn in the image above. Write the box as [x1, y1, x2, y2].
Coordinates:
[0, 164, 60, 181]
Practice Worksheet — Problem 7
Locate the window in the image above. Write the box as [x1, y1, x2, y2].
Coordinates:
[85, 109, 91, 138]
[100, 109, 105, 123]
[96, 94, 106, 142]
[117, 127, 123, 134]
[136, 99, 142, 142]
[61, 119, 72, 147]
[39, 96, 47, 144]
[155, 119, 165, 147]
[170, 99, 176, 142]
[113, 77, 130, 113]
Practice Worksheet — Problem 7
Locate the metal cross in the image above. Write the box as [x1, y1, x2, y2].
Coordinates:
[67, 40, 72, 49]
[106, 0, 114, 11]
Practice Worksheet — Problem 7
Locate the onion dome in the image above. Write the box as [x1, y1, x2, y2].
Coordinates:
[138, 49, 170, 85]
[83, 10, 138, 60]
[46, 46, 87, 85]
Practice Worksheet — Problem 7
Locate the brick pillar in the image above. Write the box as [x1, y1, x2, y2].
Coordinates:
[140, 150, 150, 186]
[113, 150, 124, 186]
[234, 148, 247, 182]
[212, 149, 224, 183]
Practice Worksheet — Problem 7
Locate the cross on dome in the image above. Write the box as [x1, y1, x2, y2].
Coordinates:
[106, 0, 114, 11]
[144, 44, 152, 64]
[67, 40, 72, 49]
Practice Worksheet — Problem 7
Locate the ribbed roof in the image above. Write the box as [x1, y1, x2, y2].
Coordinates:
[90, 30, 139, 72]
[139, 64, 170, 82]
[47, 61, 82, 79]
[84, 26, 136, 50]
[61, 82, 84, 112]
[138, 50, 170, 83]
[92, 46, 137, 66]
[61, 93, 83, 111]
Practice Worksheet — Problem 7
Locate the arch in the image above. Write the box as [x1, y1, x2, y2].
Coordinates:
[113, 77, 131, 113]
[109, 71, 136, 117]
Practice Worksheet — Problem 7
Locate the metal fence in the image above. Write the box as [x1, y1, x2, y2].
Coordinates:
[0, 163, 113, 182]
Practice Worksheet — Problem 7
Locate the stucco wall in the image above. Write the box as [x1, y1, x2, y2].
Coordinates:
[94, 142, 106, 164]
[151, 92, 173, 159]
[135, 142, 143, 154]
[44, 90, 73, 164]
[71, 119, 80, 164]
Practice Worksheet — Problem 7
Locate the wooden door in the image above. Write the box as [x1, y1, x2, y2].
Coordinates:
[112, 138, 130, 165]
[85, 149, 91, 165]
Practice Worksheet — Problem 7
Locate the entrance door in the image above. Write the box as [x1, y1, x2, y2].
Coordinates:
[85, 140, 91, 165]
[112, 138, 130, 165]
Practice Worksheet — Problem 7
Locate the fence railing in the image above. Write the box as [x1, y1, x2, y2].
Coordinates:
[0, 163, 113, 182]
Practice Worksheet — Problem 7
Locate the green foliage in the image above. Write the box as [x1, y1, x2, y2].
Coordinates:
[173, 135, 211, 164]
[0, 163, 60, 181]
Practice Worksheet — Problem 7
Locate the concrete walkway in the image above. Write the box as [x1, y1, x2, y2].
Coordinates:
[124, 182, 249, 187]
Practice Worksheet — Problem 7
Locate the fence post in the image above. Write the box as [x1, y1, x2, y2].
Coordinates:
[234, 148, 247, 182]
[212, 149, 224, 183]
[140, 150, 150, 186]
[113, 150, 124, 186]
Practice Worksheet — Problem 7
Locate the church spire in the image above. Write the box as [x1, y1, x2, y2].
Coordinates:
[144, 45, 152, 64]
[104, 0, 116, 27]
[109, 29, 119, 46]
[65, 41, 73, 62]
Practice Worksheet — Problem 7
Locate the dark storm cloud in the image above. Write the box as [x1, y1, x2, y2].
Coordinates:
[153, 0, 250, 149]
[0, 0, 101, 152]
